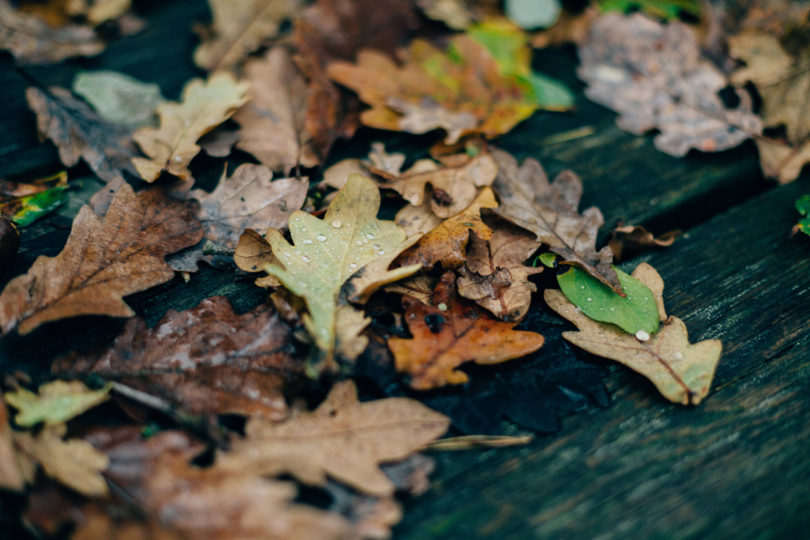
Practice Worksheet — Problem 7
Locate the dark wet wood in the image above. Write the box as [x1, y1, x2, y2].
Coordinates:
[0, 0, 807, 538]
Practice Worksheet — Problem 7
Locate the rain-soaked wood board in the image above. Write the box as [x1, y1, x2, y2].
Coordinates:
[0, 0, 808, 538]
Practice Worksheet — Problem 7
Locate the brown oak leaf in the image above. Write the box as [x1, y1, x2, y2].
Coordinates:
[54, 296, 302, 419]
[217, 380, 449, 496]
[0, 181, 202, 335]
[389, 272, 545, 390]
[488, 149, 620, 292]
[26, 86, 137, 183]
[608, 224, 678, 262]
[457, 223, 543, 321]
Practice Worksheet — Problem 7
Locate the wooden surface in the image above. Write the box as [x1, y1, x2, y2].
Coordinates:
[1, 1, 808, 538]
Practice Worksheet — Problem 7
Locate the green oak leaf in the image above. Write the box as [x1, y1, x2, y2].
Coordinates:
[598, 0, 700, 20]
[795, 195, 810, 237]
[263, 174, 420, 372]
[8, 185, 69, 227]
[5, 381, 111, 427]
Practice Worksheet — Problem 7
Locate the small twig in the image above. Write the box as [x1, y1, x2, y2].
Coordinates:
[427, 434, 533, 451]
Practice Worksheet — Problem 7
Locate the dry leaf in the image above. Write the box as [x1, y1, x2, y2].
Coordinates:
[0, 397, 25, 491]
[26, 86, 138, 183]
[4, 380, 110, 427]
[132, 73, 249, 182]
[0, 0, 104, 64]
[54, 297, 302, 419]
[608, 224, 678, 261]
[488, 150, 620, 292]
[322, 142, 408, 190]
[545, 262, 722, 405]
[233, 228, 282, 288]
[218, 380, 449, 496]
[193, 0, 302, 72]
[457, 223, 543, 321]
[328, 35, 537, 144]
[389, 272, 545, 389]
[234, 48, 320, 173]
[396, 187, 497, 270]
[577, 13, 762, 157]
[0, 181, 202, 335]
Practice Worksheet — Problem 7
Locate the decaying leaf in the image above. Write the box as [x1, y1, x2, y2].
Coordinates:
[5, 381, 110, 427]
[0, 0, 105, 64]
[322, 142, 408, 190]
[218, 380, 449, 496]
[193, 0, 302, 71]
[172, 164, 307, 270]
[488, 150, 620, 291]
[132, 73, 249, 182]
[577, 13, 762, 157]
[608, 224, 677, 261]
[794, 195, 810, 237]
[0, 181, 203, 335]
[234, 228, 282, 288]
[234, 48, 320, 173]
[328, 35, 537, 144]
[26, 86, 138, 183]
[729, 32, 810, 183]
[72, 70, 165, 128]
[396, 187, 497, 270]
[457, 223, 542, 321]
[0, 171, 69, 227]
[55, 297, 301, 419]
[259, 174, 420, 369]
[389, 272, 545, 389]
[546, 262, 722, 405]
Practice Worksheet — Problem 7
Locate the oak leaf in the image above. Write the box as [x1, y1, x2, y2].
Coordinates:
[488, 149, 621, 292]
[0, 181, 203, 335]
[389, 272, 545, 389]
[4, 381, 110, 427]
[457, 223, 542, 321]
[55, 297, 302, 419]
[259, 174, 420, 369]
[72, 70, 164, 128]
[217, 380, 449, 496]
[328, 35, 537, 144]
[26, 86, 138, 183]
[577, 13, 762, 157]
[608, 224, 677, 261]
[234, 48, 320, 173]
[193, 0, 302, 72]
[546, 263, 722, 405]
[132, 73, 249, 182]
[0, 171, 69, 227]
[0, 0, 105, 64]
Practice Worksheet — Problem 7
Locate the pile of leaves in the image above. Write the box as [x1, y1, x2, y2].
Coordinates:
[0, 0, 805, 536]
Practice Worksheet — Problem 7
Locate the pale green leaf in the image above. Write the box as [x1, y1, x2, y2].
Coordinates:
[5, 381, 111, 427]
[73, 70, 165, 128]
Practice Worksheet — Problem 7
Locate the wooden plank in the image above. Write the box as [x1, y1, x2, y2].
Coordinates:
[395, 175, 810, 539]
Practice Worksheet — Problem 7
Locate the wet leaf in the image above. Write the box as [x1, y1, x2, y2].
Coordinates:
[578, 13, 761, 156]
[2, 185, 69, 227]
[0, 181, 203, 335]
[389, 272, 545, 389]
[54, 297, 302, 419]
[26, 86, 138, 183]
[794, 195, 810, 237]
[328, 34, 537, 143]
[597, 0, 700, 20]
[72, 70, 164, 128]
[546, 263, 722, 405]
[217, 380, 449, 496]
[5, 381, 111, 427]
[193, 0, 302, 72]
[132, 73, 248, 182]
[0, 0, 105, 64]
[489, 149, 621, 292]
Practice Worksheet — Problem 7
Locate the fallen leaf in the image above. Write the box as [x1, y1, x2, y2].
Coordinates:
[54, 297, 302, 419]
[0, 396, 25, 491]
[415, 0, 476, 29]
[26, 86, 138, 183]
[328, 35, 537, 144]
[729, 31, 810, 183]
[608, 224, 678, 261]
[193, 0, 302, 72]
[72, 70, 164, 128]
[132, 73, 249, 182]
[260, 174, 420, 370]
[457, 223, 542, 321]
[69, 0, 133, 25]
[0, 181, 203, 335]
[389, 272, 545, 389]
[794, 195, 810, 237]
[5, 381, 110, 427]
[217, 380, 449, 496]
[546, 262, 722, 405]
[488, 149, 621, 291]
[234, 48, 320, 173]
[233, 228, 282, 287]
[597, 0, 700, 20]
[530, 6, 597, 48]
[322, 142, 408, 190]
[0, 171, 69, 227]
[396, 187, 497, 270]
[0, 0, 105, 64]
[172, 164, 307, 270]
[577, 13, 762, 157]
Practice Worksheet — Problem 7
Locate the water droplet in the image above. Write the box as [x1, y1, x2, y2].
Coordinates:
[580, 285, 585, 289]
[635, 330, 650, 342]
[609, 307, 615, 312]
[174, 156, 183, 163]
[302, 239, 313, 245]
[437, 303, 448, 312]
[377, 250, 385, 256]
[316, 234, 327, 242]
[301, 255, 311, 263]
[366, 233, 375, 240]
[349, 263, 357, 269]
[356, 240, 363, 246]
[300, 227, 307, 233]
[673, 351, 684, 360]
[599, 307, 604, 311]
[586, 297, 592, 302]
[331, 220, 342, 228]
